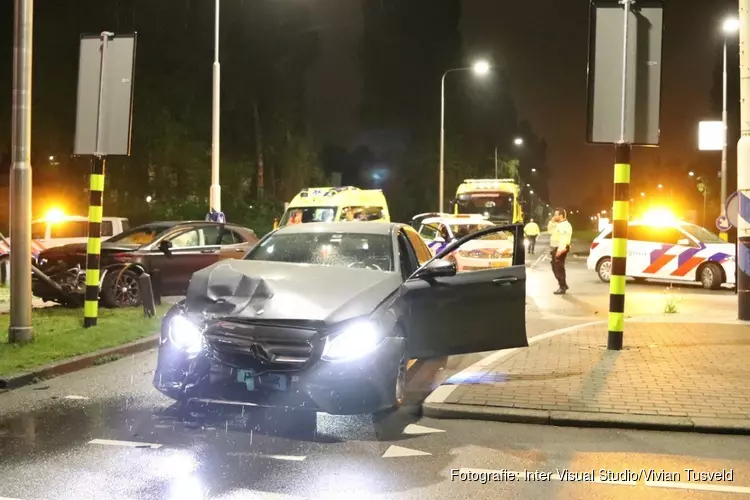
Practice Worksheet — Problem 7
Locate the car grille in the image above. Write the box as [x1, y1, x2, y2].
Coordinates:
[203, 320, 318, 372]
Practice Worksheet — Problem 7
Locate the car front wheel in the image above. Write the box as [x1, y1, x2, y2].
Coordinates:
[699, 263, 723, 290]
[101, 268, 141, 308]
[596, 258, 612, 283]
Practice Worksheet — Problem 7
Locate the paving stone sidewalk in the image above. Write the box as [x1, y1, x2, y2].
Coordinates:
[424, 322, 750, 433]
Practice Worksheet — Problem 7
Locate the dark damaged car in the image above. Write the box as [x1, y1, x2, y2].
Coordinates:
[154, 221, 528, 415]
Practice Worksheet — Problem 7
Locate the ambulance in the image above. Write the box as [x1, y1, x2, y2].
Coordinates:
[278, 186, 390, 228]
[450, 179, 523, 224]
[587, 210, 735, 290]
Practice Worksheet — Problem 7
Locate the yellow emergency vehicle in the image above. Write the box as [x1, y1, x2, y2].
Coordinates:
[278, 186, 390, 228]
[451, 179, 523, 224]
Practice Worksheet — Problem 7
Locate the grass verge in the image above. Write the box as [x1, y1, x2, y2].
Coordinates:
[0, 305, 169, 376]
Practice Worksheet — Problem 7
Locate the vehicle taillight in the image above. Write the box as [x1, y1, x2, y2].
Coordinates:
[111, 253, 132, 262]
[590, 241, 599, 250]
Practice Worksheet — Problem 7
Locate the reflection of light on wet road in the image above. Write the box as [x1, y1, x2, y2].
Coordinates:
[168, 473, 205, 500]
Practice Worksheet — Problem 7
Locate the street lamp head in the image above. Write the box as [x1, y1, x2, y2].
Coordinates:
[531, 168, 536, 172]
[657, 184, 663, 189]
[529, 190, 534, 195]
[640, 192, 646, 197]
[723, 18, 740, 34]
[472, 60, 490, 76]
[688, 171, 695, 177]
[514, 137, 524, 146]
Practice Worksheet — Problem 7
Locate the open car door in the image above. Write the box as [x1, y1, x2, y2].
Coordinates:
[403, 223, 527, 359]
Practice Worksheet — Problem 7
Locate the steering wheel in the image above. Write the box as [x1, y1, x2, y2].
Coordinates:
[348, 261, 383, 271]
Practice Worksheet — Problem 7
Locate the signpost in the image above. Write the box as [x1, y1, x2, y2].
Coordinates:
[74, 32, 137, 327]
[698, 121, 725, 151]
[586, 0, 664, 350]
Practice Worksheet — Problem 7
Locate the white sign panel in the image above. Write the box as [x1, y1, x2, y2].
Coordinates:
[698, 121, 724, 151]
[74, 33, 137, 156]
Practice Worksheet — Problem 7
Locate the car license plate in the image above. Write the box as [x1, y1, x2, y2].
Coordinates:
[260, 373, 289, 391]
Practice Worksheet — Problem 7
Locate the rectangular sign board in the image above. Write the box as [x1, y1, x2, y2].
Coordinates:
[586, 1, 664, 146]
[698, 121, 724, 151]
[74, 33, 137, 156]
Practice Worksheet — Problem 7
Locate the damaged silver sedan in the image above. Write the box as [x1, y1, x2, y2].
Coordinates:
[154, 221, 528, 416]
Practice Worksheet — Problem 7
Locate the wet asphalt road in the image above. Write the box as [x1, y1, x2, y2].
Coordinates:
[1, 254, 749, 499]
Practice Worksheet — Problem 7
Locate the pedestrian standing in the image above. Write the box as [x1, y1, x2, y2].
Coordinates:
[550, 208, 572, 295]
[524, 218, 540, 255]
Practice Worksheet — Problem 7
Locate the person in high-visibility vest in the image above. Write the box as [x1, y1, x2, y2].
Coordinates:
[523, 218, 540, 255]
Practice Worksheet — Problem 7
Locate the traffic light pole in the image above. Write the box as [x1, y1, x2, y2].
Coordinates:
[8, 0, 34, 344]
[607, 0, 633, 351]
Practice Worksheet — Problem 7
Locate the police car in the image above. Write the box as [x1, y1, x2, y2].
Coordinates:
[587, 215, 735, 290]
[415, 214, 514, 271]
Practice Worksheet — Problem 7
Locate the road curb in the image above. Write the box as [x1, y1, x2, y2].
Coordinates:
[0, 334, 159, 391]
[422, 403, 750, 435]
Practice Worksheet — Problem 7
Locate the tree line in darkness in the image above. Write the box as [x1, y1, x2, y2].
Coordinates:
[0, 0, 550, 234]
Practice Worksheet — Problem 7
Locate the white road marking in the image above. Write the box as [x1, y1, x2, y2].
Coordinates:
[226, 452, 306, 461]
[423, 385, 458, 404]
[64, 395, 89, 400]
[382, 445, 431, 458]
[88, 438, 162, 449]
[0, 496, 25, 500]
[425, 320, 606, 403]
[402, 424, 445, 435]
[647, 481, 750, 494]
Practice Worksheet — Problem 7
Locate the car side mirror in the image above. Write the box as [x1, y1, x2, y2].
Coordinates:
[677, 238, 691, 246]
[159, 240, 173, 256]
[413, 258, 456, 280]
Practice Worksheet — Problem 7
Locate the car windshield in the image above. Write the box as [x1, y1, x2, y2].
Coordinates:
[106, 224, 173, 245]
[455, 193, 514, 221]
[245, 232, 394, 271]
[681, 224, 726, 244]
[279, 206, 337, 226]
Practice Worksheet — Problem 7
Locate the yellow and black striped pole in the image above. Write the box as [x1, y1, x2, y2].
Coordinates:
[608, 143, 630, 350]
[84, 156, 106, 328]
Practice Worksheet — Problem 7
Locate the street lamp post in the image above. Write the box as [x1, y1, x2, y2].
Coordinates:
[209, 0, 222, 219]
[721, 17, 740, 240]
[439, 60, 490, 212]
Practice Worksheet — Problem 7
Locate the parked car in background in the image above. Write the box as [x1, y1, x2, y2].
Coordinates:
[588, 214, 735, 290]
[33, 221, 258, 307]
[0, 211, 129, 284]
[415, 214, 514, 271]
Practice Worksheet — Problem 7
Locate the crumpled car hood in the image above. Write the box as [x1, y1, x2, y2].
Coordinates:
[184, 260, 404, 323]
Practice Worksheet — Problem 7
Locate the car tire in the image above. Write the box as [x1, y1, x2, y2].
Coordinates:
[596, 258, 612, 283]
[699, 263, 723, 290]
[101, 268, 141, 308]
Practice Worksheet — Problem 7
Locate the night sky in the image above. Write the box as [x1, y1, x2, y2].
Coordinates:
[0, 0, 741, 209]
[309, 0, 739, 207]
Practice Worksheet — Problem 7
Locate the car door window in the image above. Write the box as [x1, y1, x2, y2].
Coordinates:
[101, 221, 114, 237]
[221, 229, 249, 245]
[445, 226, 515, 273]
[200, 225, 222, 246]
[363, 206, 385, 221]
[170, 229, 200, 248]
[419, 224, 439, 241]
[31, 223, 47, 239]
[404, 227, 433, 266]
[50, 221, 89, 239]
[627, 225, 649, 242]
[398, 231, 418, 278]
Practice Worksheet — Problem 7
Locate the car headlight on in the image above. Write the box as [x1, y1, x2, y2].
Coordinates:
[321, 320, 383, 362]
[168, 315, 204, 355]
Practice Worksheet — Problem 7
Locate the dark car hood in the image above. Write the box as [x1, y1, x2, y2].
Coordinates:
[40, 242, 141, 256]
[184, 260, 403, 324]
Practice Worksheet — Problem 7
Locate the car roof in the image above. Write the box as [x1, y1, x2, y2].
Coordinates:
[273, 221, 398, 236]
